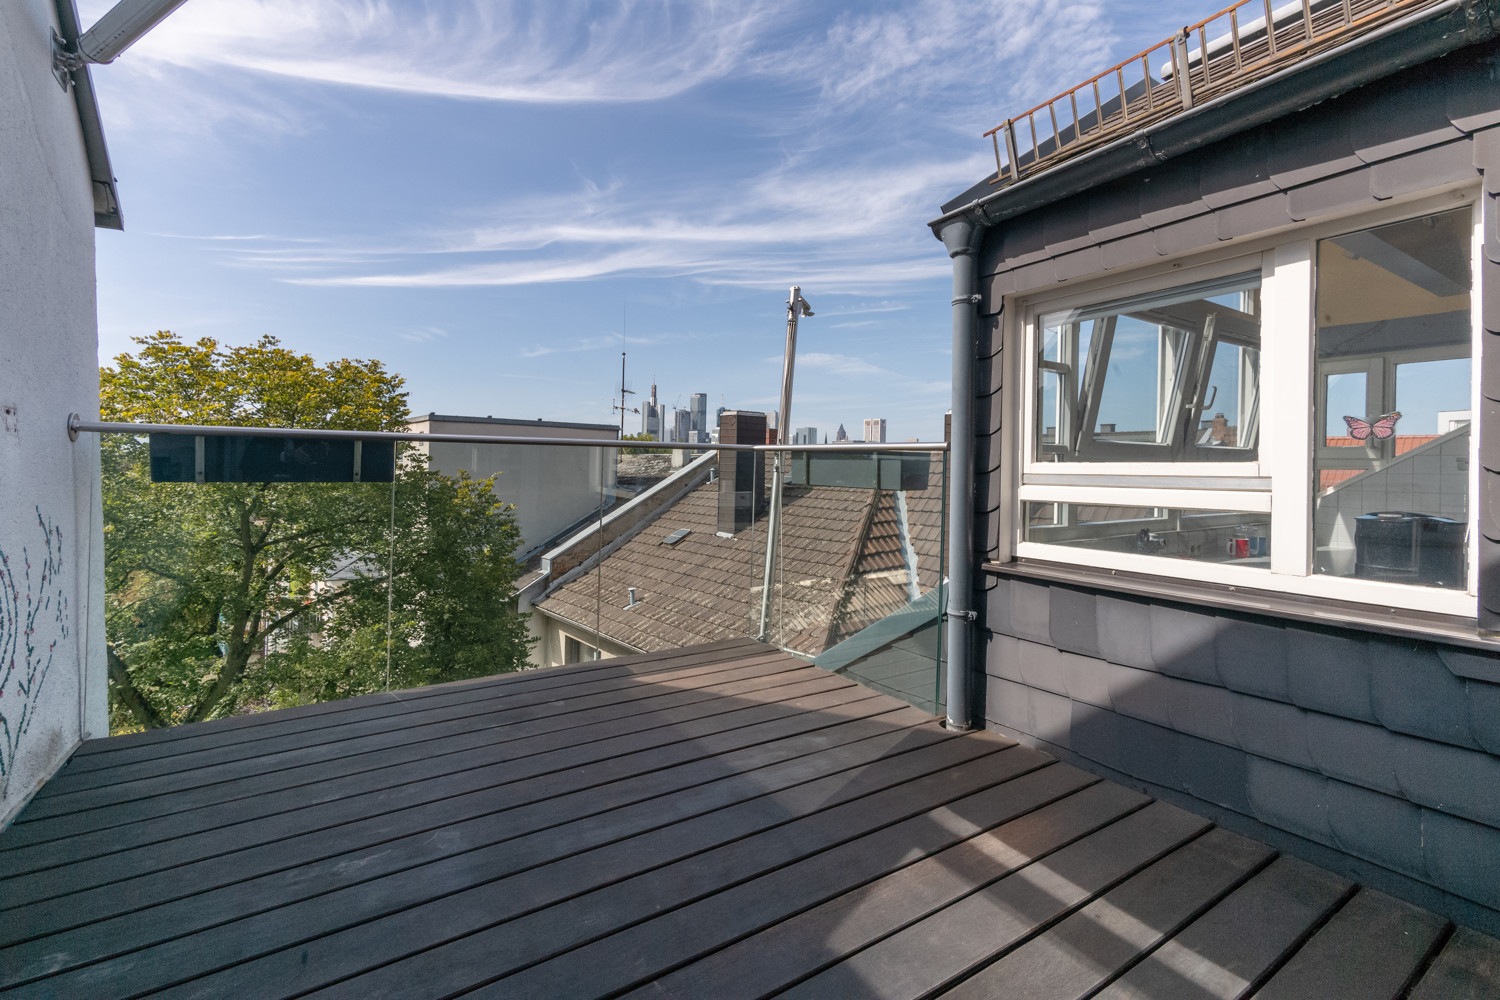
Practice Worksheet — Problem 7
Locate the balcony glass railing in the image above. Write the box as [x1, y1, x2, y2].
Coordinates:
[93, 425, 949, 733]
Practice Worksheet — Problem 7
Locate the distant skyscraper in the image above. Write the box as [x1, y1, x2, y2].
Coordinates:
[834, 423, 849, 443]
[689, 393, 709, 444]
[793, 426, 817, 446]
[863, 418, 887, 443]
[673, 408, 692, 443]
[642, 383, 664, 438]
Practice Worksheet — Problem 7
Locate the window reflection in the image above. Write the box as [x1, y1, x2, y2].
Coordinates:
[1313, 208, 1472, 589]
[1024, 504, 1269, 564]
[1035, 275, 1260, 463]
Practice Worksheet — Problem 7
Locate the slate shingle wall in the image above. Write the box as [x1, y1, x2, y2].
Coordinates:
[982, 576, 1500, 934]
[968, 41, 1500, 934]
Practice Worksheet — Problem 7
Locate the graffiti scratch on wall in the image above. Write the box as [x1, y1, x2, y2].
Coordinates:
[0, 508, 69, 799]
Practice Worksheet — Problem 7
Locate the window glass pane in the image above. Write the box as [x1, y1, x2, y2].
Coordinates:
[1024, 503, 1269, 564]
[1034, 273, 1260, 464]
[1324, 372, 1367, 445]
[1313, 207, 1472, 589]
[1038, 370, 1060, 447]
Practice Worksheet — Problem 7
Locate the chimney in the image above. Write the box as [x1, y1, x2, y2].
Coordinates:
[717, 410, 766, 536]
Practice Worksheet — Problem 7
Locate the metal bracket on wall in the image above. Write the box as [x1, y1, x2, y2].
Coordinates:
[50, 28, 81, 91]
[943, 608, 979, 623]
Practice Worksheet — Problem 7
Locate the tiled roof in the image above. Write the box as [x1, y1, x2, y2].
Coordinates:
[538, 457, 945, 655]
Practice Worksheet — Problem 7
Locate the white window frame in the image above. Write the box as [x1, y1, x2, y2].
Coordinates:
[1005, 188, 1483, 619]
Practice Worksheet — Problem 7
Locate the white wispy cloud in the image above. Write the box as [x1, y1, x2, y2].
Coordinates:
[82, 0, 787, 104]
[246, 152, 988, 292]
[93, 0, 1127, 300]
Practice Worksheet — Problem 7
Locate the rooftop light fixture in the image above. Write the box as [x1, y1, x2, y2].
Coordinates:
[53, 0, 191, 88]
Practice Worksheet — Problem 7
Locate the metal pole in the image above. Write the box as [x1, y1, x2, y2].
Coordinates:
[65, 415, 941, 454]
[939, 220, 982, 731]
[385, 474, 396, 691]
[758, 286, 812, 641]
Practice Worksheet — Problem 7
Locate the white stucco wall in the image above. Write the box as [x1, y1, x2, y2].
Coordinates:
[409, 416, 620, 559]
[0, 0, 109, 826]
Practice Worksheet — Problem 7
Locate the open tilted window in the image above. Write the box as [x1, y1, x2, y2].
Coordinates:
[1010, 194, 1481, 617]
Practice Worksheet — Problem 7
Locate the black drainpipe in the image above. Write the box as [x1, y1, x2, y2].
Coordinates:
[939, 215, 985, 730]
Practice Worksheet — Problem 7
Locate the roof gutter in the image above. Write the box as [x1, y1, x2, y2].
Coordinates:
[54, 0, 123, 230]
[929, 0, 1496, 236]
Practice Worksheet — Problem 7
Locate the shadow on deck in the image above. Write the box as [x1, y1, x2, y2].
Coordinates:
[1, 638, 1496, 998]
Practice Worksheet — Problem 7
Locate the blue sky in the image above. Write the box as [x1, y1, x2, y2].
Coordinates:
[81, 0, 1189, 442]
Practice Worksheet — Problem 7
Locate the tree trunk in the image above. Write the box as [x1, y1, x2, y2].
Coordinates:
[106, 645, 167, 730]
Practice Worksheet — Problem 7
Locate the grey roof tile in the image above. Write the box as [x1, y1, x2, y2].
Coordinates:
[1326, 779, 1427, 882]
[1230, 695, 1316, 770]
[1246, 756, 1333, 845]
[1422, 809, 1500, 912]
[1286, 166, 1374, 221]
[1393, 737, 1500, 828]
[1148, 603, 1220, 685]
[1007, 579, 1052, 645]
[1479, 538, 1500, 619]
[1151, 213, 1219, 257]
[1215, 193, 1296, 239]
[1482, 331, 1500, 401]
[1367, 139, 1477, 201]
[1370, 642, 1482, 749]
[1467, 678, 1500, 756]
[1214, 616, 1289, 702]
[1303, 711, 1405, 797]
[1199, 131, 1277, 208]
[1482, 398, 1500, 473]
[1096, 593, 1155, 670]
[1007, 256, 1060, 293]
[1103, 660, 1172, 729]
[1040, 192, 1095, 256]
[1099, 230, 1161, 270]
[1088, 178, 1147, 244]
[1285, 626, 1377, 723]
[1049, 586, 1099, 658]
[1051, 245, 1106, 282]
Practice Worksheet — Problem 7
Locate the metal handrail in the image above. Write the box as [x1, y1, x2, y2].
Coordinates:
[983, 0, 1439, 188]
[66, 415, 950, 454]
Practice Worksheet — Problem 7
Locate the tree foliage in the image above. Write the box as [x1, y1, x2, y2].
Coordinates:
[620, 432, 667, 454]
[102, 332, 532, 731]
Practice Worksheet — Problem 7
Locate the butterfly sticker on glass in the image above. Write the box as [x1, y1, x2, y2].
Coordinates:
[1343, 411, 1402, 441]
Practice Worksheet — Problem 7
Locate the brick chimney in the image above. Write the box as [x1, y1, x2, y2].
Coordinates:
[717, 410, 766, 535]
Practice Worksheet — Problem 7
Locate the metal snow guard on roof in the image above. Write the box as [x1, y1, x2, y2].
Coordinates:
[985, 0, 1445, 188]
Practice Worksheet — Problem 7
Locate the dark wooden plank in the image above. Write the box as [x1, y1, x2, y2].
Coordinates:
[3, 662, 845, 854]
[28, 648, 801, 798]
[768, 801, 1212, 1000]
[1095, 856, 1352, 1000]
[60, 638, 771, 765]
[576, 780, 1153, 1000]
[938, 829, 1273, 1000]
[1408, 927, 1500, 1000]
[0, 682, 879, 944]
[5, 712, 954, 995]
[0, 692, 915, 913]
[1250, 888, 1449, 1000]
[148, 739, 1042, 999]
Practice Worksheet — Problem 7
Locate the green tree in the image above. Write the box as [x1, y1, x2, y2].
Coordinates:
[620, 432, 667, 454]
[102, 331, 532, 731]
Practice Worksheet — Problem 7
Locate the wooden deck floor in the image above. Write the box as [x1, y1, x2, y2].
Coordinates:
[2, 638, 1497, 999]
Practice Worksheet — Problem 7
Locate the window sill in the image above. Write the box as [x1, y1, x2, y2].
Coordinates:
[982, 557, 1499, 652]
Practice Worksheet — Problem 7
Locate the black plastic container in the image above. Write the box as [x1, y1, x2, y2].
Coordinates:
[1353, 511, 1466, 589]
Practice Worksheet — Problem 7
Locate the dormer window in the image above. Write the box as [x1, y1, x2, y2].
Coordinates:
[1012, 195, 1480, 616]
